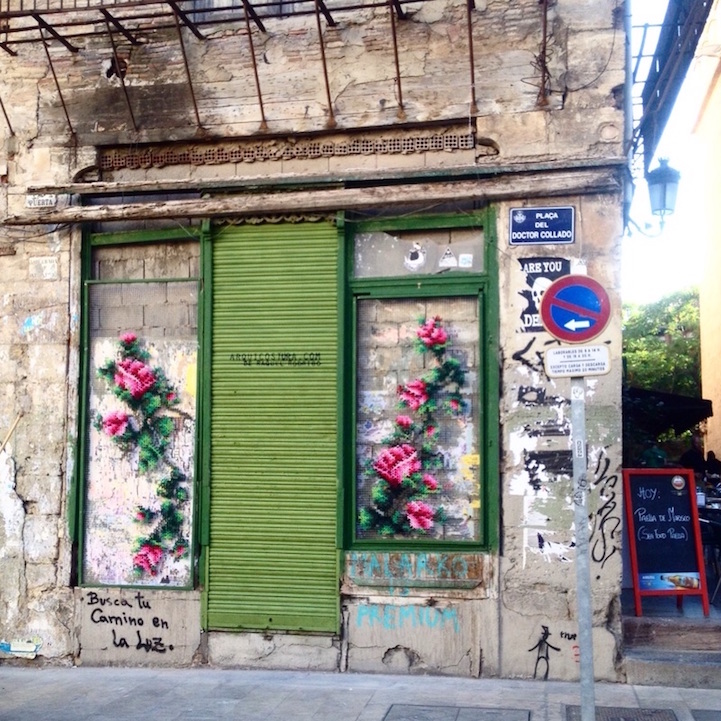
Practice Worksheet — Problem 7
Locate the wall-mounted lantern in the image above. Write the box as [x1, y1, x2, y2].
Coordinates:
[646, 158, 681, 229]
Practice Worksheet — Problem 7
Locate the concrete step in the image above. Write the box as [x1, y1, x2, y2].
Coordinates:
[623, 615, 721, 651]
[624, 648, 721, 688]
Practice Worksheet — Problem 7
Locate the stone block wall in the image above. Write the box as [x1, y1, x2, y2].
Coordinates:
[0, 227, 77, 660]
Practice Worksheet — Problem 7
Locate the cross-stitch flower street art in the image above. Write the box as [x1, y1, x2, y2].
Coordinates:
[358, 315, 474, 538]
[84, 333, 196, 585]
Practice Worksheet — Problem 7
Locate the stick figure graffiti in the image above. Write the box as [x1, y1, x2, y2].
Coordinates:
[529, 625, 561, 680]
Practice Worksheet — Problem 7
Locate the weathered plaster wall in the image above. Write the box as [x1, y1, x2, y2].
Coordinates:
[0, 225, 78, 661]
[696, 3, 721, 454]
[0, 0, 623, 198]
[74, 588, 201, 666]
[497, 193, 624, 681]
[0, 0, 624, 676]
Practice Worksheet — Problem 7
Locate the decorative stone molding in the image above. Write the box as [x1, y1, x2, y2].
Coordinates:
[98, 126, 492, 172]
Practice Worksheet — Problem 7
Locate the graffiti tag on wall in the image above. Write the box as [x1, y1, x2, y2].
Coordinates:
[347, 552, 483, 595]
[356, 604, 460, 633]
[83, 591, 179, 654]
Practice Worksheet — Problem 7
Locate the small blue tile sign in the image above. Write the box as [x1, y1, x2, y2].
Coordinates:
[509, 206, 575, 245]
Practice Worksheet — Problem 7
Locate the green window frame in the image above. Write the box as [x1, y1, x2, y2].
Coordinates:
[72, 226, 206, 589]
[342, 210, 499, 551]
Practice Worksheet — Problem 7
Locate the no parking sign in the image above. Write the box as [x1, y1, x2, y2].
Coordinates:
[539, 275, 611, 344]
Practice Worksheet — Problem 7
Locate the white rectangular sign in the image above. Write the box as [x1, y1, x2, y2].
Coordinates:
[25, 193, 57, 208]
[544, 345, 610, 378]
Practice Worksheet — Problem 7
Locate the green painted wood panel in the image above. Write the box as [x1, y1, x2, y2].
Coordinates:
[207, 221, 340, 633]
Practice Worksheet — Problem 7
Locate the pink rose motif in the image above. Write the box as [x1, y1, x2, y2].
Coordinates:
[373, 444, 421, 487]
[114, 358, 157, 398]
[395, 415, 413, 429]
[133, 543, 164, 575]
[422, 473, 438, 491]
[406, 500, 435, 530]
[398, 379, 428, 410]
[102, 410, 129, 437]
[449, 398, 460, 411]
[120, 332, 137, 344]
[417, 316, 448, 349]
[425, 425, 437, 438]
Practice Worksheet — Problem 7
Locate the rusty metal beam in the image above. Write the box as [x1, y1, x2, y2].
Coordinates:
[100, 8, 140, 46]
[390, 0, 406, 21]
[103, 15, 139, 132]
[33, 14, 79, 53]
[316, 0, 336, 28]
[465, 0, 478, 114]
[314, 0, 336, 128]
[537, 0, 550, 106]
[171, 8, 203, 130]
[167, 1, 204, 40]
[388, 0, 405, 119]
[241, 0, 266, 33]
[0, 92, 14, 136]
[243, 10, 268, 131]
[38, 26, 75, 136]
[0, 43, 18, 56]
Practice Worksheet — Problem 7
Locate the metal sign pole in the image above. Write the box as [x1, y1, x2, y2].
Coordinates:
[571, 376, 595, 721]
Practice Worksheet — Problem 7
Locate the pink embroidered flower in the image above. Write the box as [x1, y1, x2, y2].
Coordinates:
[395, 415, 413, 429]
[102, 410, 129, 437]
[425, 425, 437, 438]
[449, 398, 460, 411]
[135, 507, 154, 522]
[114, 358, 157, 398]
[406, 500, 435, 530]
[422, 473, 438, 491]
[133, 543, 164, 575]
[417, 316, 448, 349]
[120, 332, 137, 344]
[398, 379, 428, 410]
[373, 444, 421, 487]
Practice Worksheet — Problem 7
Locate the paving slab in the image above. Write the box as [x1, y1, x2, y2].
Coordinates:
[0, 668, 720, 721]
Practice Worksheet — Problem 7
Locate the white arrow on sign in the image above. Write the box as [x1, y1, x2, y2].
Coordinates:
[564, 318, 591, 331]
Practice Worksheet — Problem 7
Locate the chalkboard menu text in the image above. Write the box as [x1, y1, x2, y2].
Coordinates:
[623, 468, 709, 616]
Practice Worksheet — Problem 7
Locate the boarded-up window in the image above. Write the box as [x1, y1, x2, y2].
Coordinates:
[348, 217, 494, 547]
[82, 241, 199, 586]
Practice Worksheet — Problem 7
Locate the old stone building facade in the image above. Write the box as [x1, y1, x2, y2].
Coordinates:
[0, 0, 625, 679]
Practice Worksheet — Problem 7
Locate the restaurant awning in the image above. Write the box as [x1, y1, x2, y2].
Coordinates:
[623, 386, 714, 436]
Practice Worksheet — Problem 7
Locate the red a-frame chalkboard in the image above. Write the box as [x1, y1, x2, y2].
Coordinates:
[623, 468, 709, 617]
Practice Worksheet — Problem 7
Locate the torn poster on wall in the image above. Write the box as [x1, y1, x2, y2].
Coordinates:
[518, 257, 570, 333]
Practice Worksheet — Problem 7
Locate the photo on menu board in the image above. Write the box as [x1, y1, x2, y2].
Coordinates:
[622, 468, 709, 616]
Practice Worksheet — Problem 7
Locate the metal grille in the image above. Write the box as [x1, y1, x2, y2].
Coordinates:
[84, 272, 199, 586]
[0, 0, 437, 47]
[355, 296, 481, 542]
[88, 280, 198, 340]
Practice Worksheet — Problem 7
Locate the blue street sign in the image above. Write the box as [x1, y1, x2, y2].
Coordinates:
[509, 206, 575, 245]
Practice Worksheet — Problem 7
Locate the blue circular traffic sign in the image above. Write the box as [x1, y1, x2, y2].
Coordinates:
[539, 274, 611, 343]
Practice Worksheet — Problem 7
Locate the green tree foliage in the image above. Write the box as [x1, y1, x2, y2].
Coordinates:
[623, 288, 700, 397]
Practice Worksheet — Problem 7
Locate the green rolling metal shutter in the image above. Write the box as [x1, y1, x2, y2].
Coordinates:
[207, 221, 340, 633]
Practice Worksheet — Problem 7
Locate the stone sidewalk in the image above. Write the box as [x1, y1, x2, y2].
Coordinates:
[1, 667, 721, 721]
